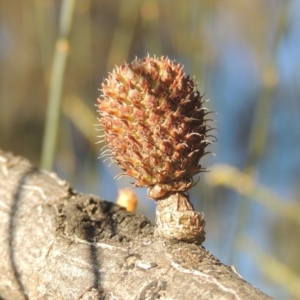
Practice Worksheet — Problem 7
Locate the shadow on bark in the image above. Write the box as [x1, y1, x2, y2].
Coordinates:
[9, 167, 37, 300]
[78, 197, 119, 294]
[83, 200, 121, 292]
[83, 223, 102, 291]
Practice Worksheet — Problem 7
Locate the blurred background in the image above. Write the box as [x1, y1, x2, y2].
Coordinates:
[1, 0, 300, 298]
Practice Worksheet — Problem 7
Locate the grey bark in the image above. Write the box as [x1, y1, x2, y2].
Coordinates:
[0, 149, 273, 300]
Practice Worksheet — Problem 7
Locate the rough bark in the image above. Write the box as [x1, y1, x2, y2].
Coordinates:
[0, 149, 273, 300]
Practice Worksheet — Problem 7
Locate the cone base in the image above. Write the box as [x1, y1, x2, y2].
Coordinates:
[154, 192, 205, 245]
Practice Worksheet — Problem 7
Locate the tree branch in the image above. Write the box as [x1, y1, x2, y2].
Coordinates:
[0, 149, 273, 300]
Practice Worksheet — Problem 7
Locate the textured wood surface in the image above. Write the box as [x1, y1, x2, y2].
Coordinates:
[0, 149, 273, 300]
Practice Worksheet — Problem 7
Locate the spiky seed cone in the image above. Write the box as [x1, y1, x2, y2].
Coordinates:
[98, 56, 211, 196]
[98, 56, 212, 244]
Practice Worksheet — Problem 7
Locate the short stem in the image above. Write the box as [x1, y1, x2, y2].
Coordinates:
[154, 192, 205, 244]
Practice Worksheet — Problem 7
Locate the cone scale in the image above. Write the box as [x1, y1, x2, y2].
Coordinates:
[98, 56, 213, 244]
